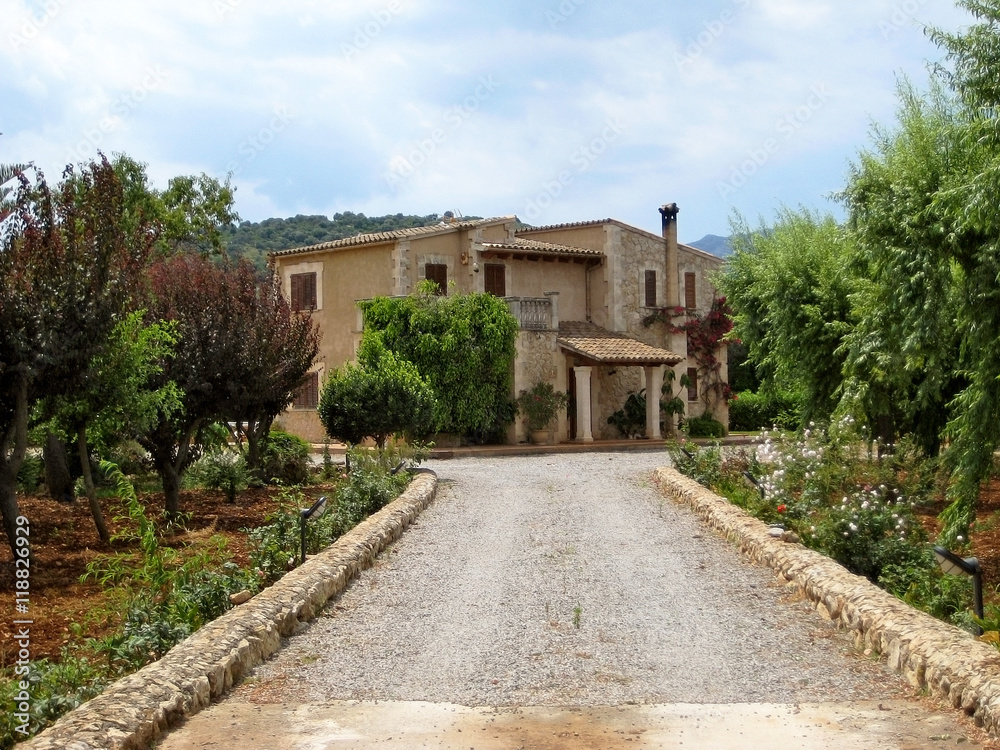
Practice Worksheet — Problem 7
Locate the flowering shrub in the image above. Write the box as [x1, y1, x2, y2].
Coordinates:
[516, 382, 569, 431]
[670, 421, 969, 627]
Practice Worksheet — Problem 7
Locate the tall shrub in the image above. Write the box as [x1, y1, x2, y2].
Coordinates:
[359, 288, 518, 442]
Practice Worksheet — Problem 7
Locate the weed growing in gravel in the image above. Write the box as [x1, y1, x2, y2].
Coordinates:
[573, 605, 583, 629]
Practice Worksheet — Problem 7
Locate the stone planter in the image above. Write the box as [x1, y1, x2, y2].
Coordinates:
[530, 428, 552, 445]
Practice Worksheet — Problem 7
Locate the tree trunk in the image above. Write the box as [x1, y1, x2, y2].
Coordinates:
[160, 459, 182, 519]
[0, 375, 30, 560]
[43, 431, 75, 503]
[77, 426, 109, 543]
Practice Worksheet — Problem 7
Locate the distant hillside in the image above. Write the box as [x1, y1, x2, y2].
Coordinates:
[221, 212, 452, 271]
[687, 234, 732, 258]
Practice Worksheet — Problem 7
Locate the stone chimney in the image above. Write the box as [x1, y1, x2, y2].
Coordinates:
[659, 203, 680, 308]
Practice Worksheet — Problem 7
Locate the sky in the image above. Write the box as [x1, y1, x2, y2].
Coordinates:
[0, 0, 975, 244]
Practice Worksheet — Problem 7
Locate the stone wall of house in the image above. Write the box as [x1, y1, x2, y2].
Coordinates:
[656, 467, 1000, 736]
[19, 473, 438, 750]
[512, 330, 566, 443]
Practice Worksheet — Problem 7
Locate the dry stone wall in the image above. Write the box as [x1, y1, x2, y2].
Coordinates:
[656, 467, 1000, 735]
[18, 471, 438, 750]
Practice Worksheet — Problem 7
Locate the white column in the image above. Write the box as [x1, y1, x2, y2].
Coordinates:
[644, 365, 664, 439]
[574, 366, 594, 443]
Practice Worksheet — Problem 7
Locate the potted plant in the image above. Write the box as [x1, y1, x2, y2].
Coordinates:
[516, 382, 569, 444]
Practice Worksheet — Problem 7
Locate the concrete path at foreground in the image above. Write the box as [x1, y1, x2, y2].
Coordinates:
[157, 452, 994, 749]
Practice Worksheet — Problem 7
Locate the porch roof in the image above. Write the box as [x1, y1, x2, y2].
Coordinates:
[481, 237, 603, 260]
[557, 321, 683, 366]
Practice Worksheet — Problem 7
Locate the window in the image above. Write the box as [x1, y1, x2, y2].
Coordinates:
[291, 272, 317, 312]
[485, 263, 506, 296]
[686, 367, 698, 401]
[425, 263, 447, 295]
[644, 270, 657, 307]
[684, 272, 697, 309]
[293, 372, 319, 409]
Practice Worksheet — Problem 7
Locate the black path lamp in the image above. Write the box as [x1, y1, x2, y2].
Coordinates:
[300, 496, 328, 567]
[934, 545, 984, 635]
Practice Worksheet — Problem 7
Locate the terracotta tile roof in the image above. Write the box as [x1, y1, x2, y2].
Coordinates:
[481, 237, 603, 258]
[557, 321, 683, 365]
[270, 216, 514, 258]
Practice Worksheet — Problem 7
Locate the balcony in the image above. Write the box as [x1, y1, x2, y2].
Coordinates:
[505, 293, 559, 331]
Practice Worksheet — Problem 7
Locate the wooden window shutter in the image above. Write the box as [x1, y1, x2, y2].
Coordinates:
[686, 367, 698, 401]
[485, 264, 506, 296]
[644, 270, 657, 307]
[290, 272, 317, 311]
[684, 272, 697, 309]
[425, 263, 447, 295]
[294, 372, 319, 408]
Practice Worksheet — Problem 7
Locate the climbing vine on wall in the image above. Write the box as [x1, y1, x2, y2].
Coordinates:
[643, 296, 735, 411]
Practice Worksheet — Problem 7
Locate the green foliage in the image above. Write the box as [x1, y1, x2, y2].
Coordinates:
[186, 451, 250, 502]
[259, 429, 312, 485]
[0, 649, 107, 747]
[85, 463, 249, 672]
[15, 452, 42, 494]
[672, 425, 975, 629]
[359, 290, 518, 443]
[683, 413, 726, 439]
[728, 390, 800, 432]
[318, 341, 436, 448]
[608, 391, 647, 438]
[516, 382, 569, 432]
[248, 446, 416, 585]
[718, 208, 854, 427]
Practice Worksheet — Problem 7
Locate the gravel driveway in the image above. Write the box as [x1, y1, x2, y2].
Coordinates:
[242, 451, 905, 706]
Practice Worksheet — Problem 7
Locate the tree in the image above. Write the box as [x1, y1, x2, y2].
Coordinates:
[717, 208, 855, 427]
[39, 312, 180, 541]
[837, 80, 965, 454]
[0, 158, 153, 555]
[139, 255, 318, 515]
[359, 286, 518, 442]
[111, 155, 239, 256]
[318, 339, 436, 449]
[225, 268, 320, 477]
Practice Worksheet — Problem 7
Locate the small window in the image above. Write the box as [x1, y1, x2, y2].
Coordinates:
[293, 372, 319, 409]
[686, 367, 698, 401]
[425, 263, 447, 295]
[291, 272, 317, 312]
[684, 272, 697, 309]
[485, 263, 506, 296]
[644, 270, 657, 307]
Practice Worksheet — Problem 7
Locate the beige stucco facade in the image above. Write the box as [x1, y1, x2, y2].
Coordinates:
[270, 207, 727, 445]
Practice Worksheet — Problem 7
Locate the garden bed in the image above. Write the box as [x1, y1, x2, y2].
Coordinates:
[0, 485, 331, 669]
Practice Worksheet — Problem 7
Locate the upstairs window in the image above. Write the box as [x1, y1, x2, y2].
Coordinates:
[644, 270, 657, 307]
[684, 272, 697, 309]
[291, 272, 317, 312]
[293, 372, 319, 409]
[425, 263, 447, 295]
[485, 263, 506, 296]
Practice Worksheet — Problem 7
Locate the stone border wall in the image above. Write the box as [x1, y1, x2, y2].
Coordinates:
[656, 467, 1000, 734]
[19, 470, 438, 750]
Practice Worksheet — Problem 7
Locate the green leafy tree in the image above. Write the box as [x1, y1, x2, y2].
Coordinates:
[318, 339, 436, 449]
[0, 158, 152, 555]
[111, 155, 239, 256]
[39, 312, 181, 542]
[359, 286, 518, 442]
[837, 80, 965, 454]
[717, 208, 855, 427]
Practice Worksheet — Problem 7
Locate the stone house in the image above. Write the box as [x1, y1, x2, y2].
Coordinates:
[269, 204, 727, 444]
